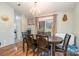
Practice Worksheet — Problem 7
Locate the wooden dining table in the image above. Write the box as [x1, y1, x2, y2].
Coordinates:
[48, 37, 63, 56]
[22, 34, 63, 56]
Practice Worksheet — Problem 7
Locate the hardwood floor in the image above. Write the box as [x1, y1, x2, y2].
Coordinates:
[0, 41, 37, 56]
[0, 41, 78, 56]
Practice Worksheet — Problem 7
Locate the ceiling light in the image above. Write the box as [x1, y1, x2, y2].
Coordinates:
[17, 2, 21, 6]
[30, 2, 40, 17]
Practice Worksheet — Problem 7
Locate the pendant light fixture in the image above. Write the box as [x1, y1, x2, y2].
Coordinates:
[30, 2, 40, 17]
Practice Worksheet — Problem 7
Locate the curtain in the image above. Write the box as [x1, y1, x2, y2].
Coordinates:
[35, 17, 39, 33]
[52, 14, 57, 39]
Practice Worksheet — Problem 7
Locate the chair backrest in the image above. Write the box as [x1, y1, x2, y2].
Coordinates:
[22, 32, 27, 39]
[62, 34, 71, 51]
[36, 35, 48, 48]
[27, 34, 34, 39]
[26, 34, 34, 47]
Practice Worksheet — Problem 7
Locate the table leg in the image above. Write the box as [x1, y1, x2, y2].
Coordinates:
[37, 48, 39, 56]
[51, 44, 52, 56]
[23, 39, 25, 52]
[52, 43, 55, 56]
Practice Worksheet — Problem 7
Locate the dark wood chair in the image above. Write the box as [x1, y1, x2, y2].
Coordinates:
[36, 35, 49, 56]
[22, 32, 27, 52]
[55, 33, 71, 56]
[26, 34, 37, 56]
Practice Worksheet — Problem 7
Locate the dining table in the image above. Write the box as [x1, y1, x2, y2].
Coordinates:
[48, 37, 63, 56]
[33, 34, 63, 56]
[22, 34, 63, 56]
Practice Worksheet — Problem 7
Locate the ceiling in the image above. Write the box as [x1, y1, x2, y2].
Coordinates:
[7, 2, 77, 19]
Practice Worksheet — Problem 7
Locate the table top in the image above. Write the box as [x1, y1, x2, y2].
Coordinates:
[48, 37, 63, 44]
[33, 35, 63, 44]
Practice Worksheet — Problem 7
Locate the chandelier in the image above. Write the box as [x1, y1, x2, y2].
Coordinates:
[30, 2, 40, 17]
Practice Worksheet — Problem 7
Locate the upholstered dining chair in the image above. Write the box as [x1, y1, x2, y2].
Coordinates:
[26, 34, 37, 56]
[36, 35, 50, 56]
[55, 34, 71, 56]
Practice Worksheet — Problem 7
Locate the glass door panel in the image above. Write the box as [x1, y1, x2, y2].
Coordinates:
[45, 19, 53, 37]
[39, 21, 45, 32]
[38, 19, 53, 37]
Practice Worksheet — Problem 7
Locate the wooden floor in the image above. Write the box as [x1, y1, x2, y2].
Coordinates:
[0, 41, 38, 56]
[0, 41, 78, 56]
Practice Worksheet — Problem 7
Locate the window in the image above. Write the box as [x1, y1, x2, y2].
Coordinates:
[38, 16, 53, 36]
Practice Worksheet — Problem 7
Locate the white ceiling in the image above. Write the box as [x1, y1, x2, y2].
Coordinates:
[7, 2, 77, 19]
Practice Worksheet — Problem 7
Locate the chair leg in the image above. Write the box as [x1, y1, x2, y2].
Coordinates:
[26, 47, 29, 56]
[64, 52, 67, 56]
[37, 49, 39, 56]
[23, 39, 25, 52]
[33, 50, 35, 56]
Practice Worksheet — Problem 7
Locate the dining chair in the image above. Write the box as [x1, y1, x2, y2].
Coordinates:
[36, 35, 50, 56]
[22, 32, 27, 52]
[26, 34, 37, 56]
[55, 33, 71, 56]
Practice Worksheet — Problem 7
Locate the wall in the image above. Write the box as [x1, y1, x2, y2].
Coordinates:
[0, 3, 28, 47]
[56, 5, 79, 51]
[0, 3, 15, 47]
[74, 3, 79, 51]
[14, 11, 28, 42]
[15, 15, 22, 42]
[56, 11, 74, 34]
[29, 11, 74, 35]
[36, 10, 74, 34]
[56, 11, 77, 48]
[21, 15, 27, 32]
